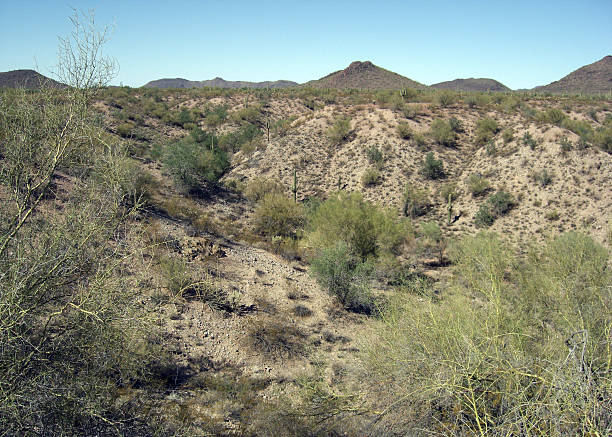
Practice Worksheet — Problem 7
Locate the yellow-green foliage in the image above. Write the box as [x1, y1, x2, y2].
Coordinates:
[244, 177, 283, 202]
[429, 118, 456, 146]
[396, 122, 413, 139]
[253, 193, 305, 238]
[364, 231, 611, 435]
[361, 167, 381, 186]
[474, 117, 500, 145]
[326, 116, 352, 145]
[307, 191, 410, 260]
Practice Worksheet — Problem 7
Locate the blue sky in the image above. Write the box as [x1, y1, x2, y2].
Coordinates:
[1, 0, 610, 89]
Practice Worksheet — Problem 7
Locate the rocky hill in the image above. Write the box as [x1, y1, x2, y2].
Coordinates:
[303, 61, 427, 90]
[143, 77, 297, 89]
[431, 78, 510, 92]
[533, 55, 612, 95]
[0, 69, 65, 89]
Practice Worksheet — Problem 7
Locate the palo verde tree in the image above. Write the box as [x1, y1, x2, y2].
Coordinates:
[0, 10, 155, 435]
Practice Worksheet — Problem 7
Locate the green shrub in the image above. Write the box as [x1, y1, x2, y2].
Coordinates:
[559, 136, 573, 153]
[396, 122, 413, 139]
[448, 116, 464, 133]
[533, 169, 553, 187]
[420, 152, 444, 179]
[474, 189, 515, 227]
[429, 119, 456, 146]
[435, 91, 455, 107]
[439, 182, 459, 202]
[402, 185, 430, 218]
[230, 104, 263, 125]
[252, 193, 305, 238]
[307, 191, 409, 260]
[365, 232, 610, 435]
[327, 116, 351, 145]
[561, 118, 593, 141]
[413, 133, 427, 147]
[244, 177, 283, 202]
[545, 209, 560, 221]
[366, 145, 384, 165]
[593, 126, 612, 153]
[116, 122, 134, 138]
[537, 107, 566, 125]
[502, 128, 514, 144]
[487, 189, 515, 216]
[522, 131, 538, 150]
[219, 124, 261, 153]
[361, 167, 381, 186]
[310, 243, 378, 314]
[417, 221, 446, 264]
[474, 117, 500, 145]
[163, 137, 230, 193]
[474, 204, 496, 227]
[402, 105, 419, 119]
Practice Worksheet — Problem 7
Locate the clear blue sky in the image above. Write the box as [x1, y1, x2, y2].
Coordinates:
[1, 0, 610, 89]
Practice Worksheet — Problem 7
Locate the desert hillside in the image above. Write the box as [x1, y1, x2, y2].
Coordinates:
[534, 55, 612, 95]
[303, 60, 427, 90]
[431, 77, 510, 92]
[144, 77, 298, 89]
[0, 69, 65, 89]
[4, 81, 611, 435]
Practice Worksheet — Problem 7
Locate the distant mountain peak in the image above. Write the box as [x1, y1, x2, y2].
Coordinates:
[0, 69, 65, 89]
[305, 61, 426, 90]
[533, 55, 612, 95]
[431, 78, 510, 92]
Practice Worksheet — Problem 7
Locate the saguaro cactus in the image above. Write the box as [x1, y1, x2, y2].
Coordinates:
[292, 170, 298, 203]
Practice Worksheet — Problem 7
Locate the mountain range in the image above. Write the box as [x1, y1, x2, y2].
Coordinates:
[2, 56, 610, 94]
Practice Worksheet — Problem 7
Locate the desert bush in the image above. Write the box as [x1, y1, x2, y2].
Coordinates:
[522, 131, 538, 150]
[487, 189, 515, 215]
[366, 145, 384, 165]
[244, 177, 283, 202]
[116, 121, 135, 138]
[292, 304, 313, 317]
[475, 189, 515, 227]
[559, 136, 573, 153]
[474, 204, 496, 227]
[248, 319, 307, 360]
[413, 132, 427, 147]
[439, 182, 459, 202]
[429, 119, 456, 146]
[448, 116, 464, 133]
[533, 168, 553, 187]
[417, 221, 446, 264]
[474, 117, 500, 145]
[561, 118, 593, 142]
[230, 104, 263, 125]
[0, 12, 157, 434]
[163, 136, 229, 193]
[545, 209, 560, 221]
[420, 152, 444, 179]
[252, 193, 305, 238]
[502, 127, 514, 144]
[537, 107, 567, 125]
[435, 91, 456, 107]
[402, 104, 420, 119]
[396, 122, 413, 139]
[364, 231, 611, 435]
[402, 185, 430, 217]
[307, 191, 409, 260]
[327, 116, 352, 145]
[361, 167, 381, 186]
[310, 243, 378, 314]
[219, 124, 260, 153]
[593, 126, 612, 153]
